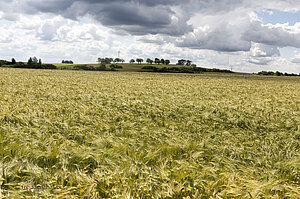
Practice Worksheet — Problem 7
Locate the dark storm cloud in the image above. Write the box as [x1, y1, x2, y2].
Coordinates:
[20, 0, 247, 37]
[94, 4, 172, 26]
[24, 0, 74, 13]
[21, 0, 192, 36]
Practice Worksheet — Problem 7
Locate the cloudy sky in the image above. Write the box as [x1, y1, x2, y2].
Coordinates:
[0, 0, 300, 73]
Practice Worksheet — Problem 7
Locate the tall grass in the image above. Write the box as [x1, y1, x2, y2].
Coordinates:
[0, 68, 299, 198]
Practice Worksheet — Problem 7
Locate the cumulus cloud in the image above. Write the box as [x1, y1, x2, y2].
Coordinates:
[5, 0, 296, 38]
[248, 43, 280, 65]
[17, 0, 193, 36]
[1, 0, 300, 46]
[0, 1, 19, 21]
[292, 53, 300, 64]
[175, 9, 300, 52]
[243, 21, 300, 48]
[175, 23, 251, 52]
[0, 27, 13, 43]
[37, 17, 66, 40]
[250, 43, 280, 57]
[291, 58, 300, 64]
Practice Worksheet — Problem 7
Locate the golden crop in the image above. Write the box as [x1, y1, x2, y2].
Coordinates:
[0, 68, 299, 198]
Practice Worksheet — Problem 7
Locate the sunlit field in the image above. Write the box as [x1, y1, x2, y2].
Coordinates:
[0, 68, 299, 198]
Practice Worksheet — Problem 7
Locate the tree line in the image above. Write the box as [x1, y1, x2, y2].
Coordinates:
[0, 57, 56, 69]
[97, 57, 196, 67]
[129, 58, 171, 65]
[257, 71, 300, 76]
[141, 65, 233, 74]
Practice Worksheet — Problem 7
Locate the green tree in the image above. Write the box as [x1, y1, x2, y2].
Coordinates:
[32, 56, 38, 64]
[98, 57, 113, 66]
[130, 59, 135, 64]
[136, 58, 143, 64]
[165, 59, 170, 65]
[27, 57, 33, 65]
[114, 58, 121, 63]
[186, 60, 192, 66]
[177, 59, 186, 65]
[62, 60, 73, 64]
[97, 58, 106, 68]
[155, 58, 160, 65]
[11, 58, 16, 65]
[146, 58, 153, 64]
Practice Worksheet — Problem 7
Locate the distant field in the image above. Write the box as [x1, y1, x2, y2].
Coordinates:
[1, 62, 234, 74]
[47, 63, 78, 70]
[50, 63, 221, 72]
[48, 63, 157, 71]
[0, 68, 299, 198]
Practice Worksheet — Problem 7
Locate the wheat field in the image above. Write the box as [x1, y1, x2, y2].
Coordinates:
[0, 68, 299, 198]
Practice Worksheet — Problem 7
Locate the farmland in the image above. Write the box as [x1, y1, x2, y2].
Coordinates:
[0, 68, 299, 198]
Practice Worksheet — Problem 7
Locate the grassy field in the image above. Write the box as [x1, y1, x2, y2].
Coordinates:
[48, 63, 78, 70]
[50, 63, 157, 70]
[48, 63, 158, 72]
[0, 68, 299, 198]
[50, 63, 228, 73]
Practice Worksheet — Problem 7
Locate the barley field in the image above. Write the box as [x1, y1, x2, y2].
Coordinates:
[0, 68, 299, 198]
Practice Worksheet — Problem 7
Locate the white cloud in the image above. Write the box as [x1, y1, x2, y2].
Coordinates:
[292, 53, 300, 63]
[250, 43, 280, 57]
[37, 17, 67, 40]
[243, 21, 300, 48]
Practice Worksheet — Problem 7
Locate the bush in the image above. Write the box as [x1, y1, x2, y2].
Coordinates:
[12, 62, 26, 68]
[258, 71, 274, 76]
[74, 65, 95, 71]
[142, 66, 158, 70]
[13, 63, 56, 69]
[0, 60, 9, 67]
[74, 65, 107, 71]
[41, 64, 56, 69]
[257, 71, 299, 76]
[141, 65, 233, 74]
[110, 64, 123, 69]
[97, 65, 107, 71]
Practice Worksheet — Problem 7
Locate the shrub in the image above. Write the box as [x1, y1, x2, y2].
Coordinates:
[142, 66, 158, 70]
[12, 63, 56, 69]
[0, 60, 9, 66]
[74, 65, 107, 71]
[258, 71, 274, 76]
[74, 65, 95, 71]
[12, 62, 26, 68]
[41, 64, 56, 69]
[97, 65, 107, 71]
[110, 64, 123, 69]
[257, 71, 299, 76]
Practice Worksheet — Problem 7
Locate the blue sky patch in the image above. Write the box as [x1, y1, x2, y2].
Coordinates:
[258, 10, 300, 25]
